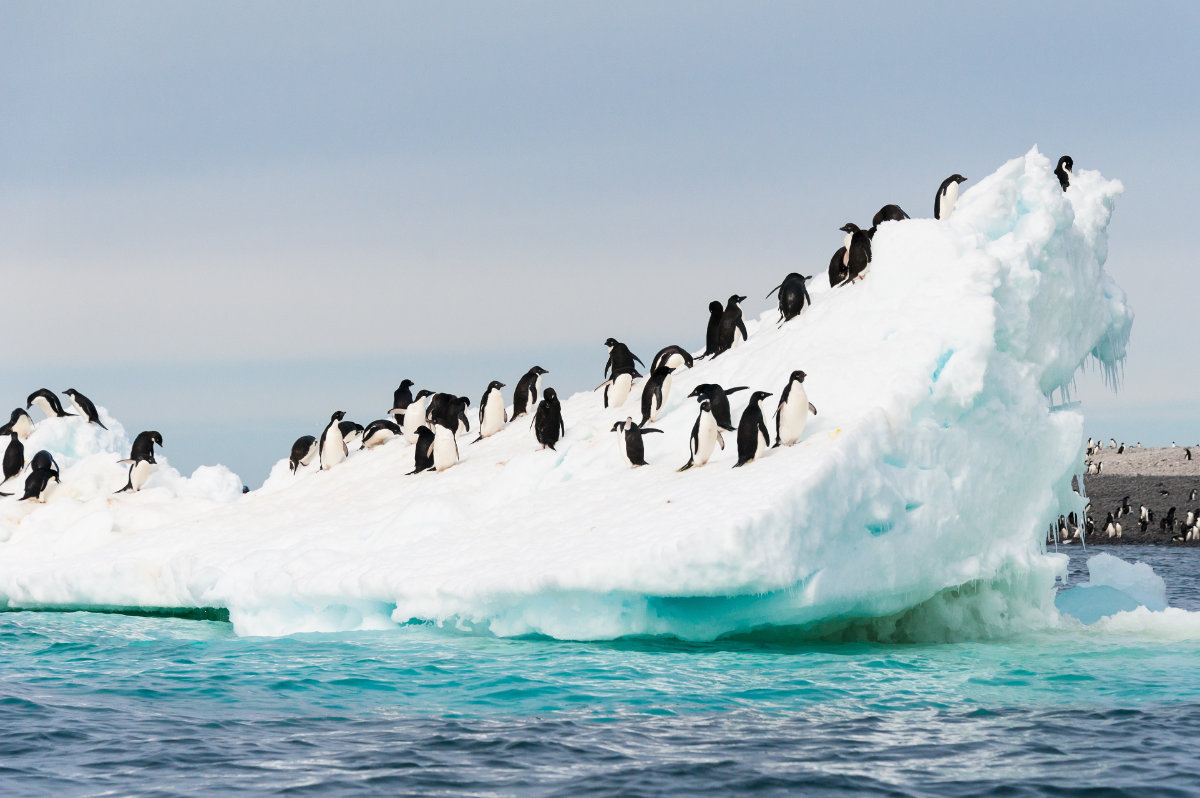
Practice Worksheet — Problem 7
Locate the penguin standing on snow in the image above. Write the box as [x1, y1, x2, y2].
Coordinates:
[391, 379, 416, 424]
[361, 420, 402, 449]
[774, 370, 818, 447]
[611, 417, 663, 468]
[1055, 156, 1073, 191]
[713, 295, 748, 357]
[869, 204, 910, 237]
[289, 435, 318, 473]
[702, 300, 724, 358]
[765, 273, 812, 323]
[934, 174, 968, 220]
[398, 389, 436, 443]
[828, 246, 849, 287]
[474, 381, 508, 442]
[733, 391, 773, 467]
[687, 384, 748, 431]
[1, 432, 24, 490]
[512, 367, 549, 419]
[338, 420, 364, 447]
[839, 224, 872, 283]
[407, 426, 437, 475]
[27, 389, 73, 419]
[431, 422, 459, 472]
[63, 389, 108, 429]
[533, 388, 564, 450]
[19, 465, 59, 502]
[0, 408, 33, 440]
[604, 339, 645, 380]
[319, 411, 348, 470]
[639, 365, 675, 425]
[651, 345, 693, 373]
[116, 431, 163, 493]
[677, 400, 724, 472]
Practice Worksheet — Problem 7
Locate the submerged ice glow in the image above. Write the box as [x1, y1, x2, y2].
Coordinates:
[0, 149, 1133, 640]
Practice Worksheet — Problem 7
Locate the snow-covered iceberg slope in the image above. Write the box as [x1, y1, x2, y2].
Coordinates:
[0, 148, 1131, 640]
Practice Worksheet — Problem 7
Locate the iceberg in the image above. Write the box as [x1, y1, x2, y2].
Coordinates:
[1056, 552, 1169, 625]
[0, 148, 1132, 640]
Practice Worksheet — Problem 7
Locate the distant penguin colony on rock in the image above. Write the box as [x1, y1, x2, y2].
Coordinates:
[612, 417, 662, 468]
[934, 174, 968, 220]
[533, 388, 564, 450]
[1055, 156, 1073, 191]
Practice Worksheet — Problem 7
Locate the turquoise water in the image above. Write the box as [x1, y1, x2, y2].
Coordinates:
[4, 546, 1200, 796]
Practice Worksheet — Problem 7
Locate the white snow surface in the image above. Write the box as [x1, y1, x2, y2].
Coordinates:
[0, 148, 1134, 640]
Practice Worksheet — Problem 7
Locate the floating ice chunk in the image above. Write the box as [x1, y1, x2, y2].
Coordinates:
[1055, 553, 1168, 624]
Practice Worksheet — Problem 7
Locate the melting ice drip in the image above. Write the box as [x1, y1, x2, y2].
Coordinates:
[0, 148, 1135, 640]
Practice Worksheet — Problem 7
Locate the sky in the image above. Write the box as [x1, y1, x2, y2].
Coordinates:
[2, 1, 1198, 484]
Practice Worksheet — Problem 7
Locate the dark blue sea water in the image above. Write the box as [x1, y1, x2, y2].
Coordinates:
[3, 546, 1200, 796]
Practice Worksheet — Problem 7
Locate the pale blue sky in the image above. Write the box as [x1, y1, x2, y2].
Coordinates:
[3, 2, 1197, 483]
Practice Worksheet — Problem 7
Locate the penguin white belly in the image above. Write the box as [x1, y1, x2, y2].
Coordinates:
[301, 440, 319, 465]
[480, 393, 506, 437]
[941, 182, 959, 219]
[129, 460, 153, 492]
[12, 416, 32, 440]
[661, 374, 672, 408]
[666, 353, 685, 369]
[616, 427, 630, 465]
[607, 373, 632, 407]
[531, 376, 542, 410]
[31, 396, 55, 419]
[732, 328, 743, 348]
[694, 412, 722, 467]
[402, 399, 427, 443]
[756, 431, 769, 460]
[843, 233, 853, 265]
[362, 430, 393, 449]
[321, 430, 346, 469]
[776, 386, 810, 445]
[433, 426, 458, 471]
[68, 397, 86, 417]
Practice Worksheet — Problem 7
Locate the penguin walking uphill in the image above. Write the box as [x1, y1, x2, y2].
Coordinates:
[640, 365, 675, 425]
[27, 388, 73, 420]
[319, 411, 348, 470]
[611, 417, 663, 468]
[838, 224, 872, 283]
[600, 339, 644, 408]
[116, 430, 163, 493]
[677, 399, 724, 472]
[533, 388, 565, 450]
[431, 420, 459, 472]
[774, 370, 818, 447]
[766, 273, 812, 323]
[701, 300, 724, 358]
[63, 389, 108, 429]
[712, 295, 749, 357]
[869, 204, 910, 237]
[828, 245, 849, 288]
[651, 345, 693, 374]
[407, 426, 437, 475]
[289, 435, 318, 473]
[391, 379, 416, 425]
[474, 380, 507, 443]
[0, 408, 33, 440]
[734, 391, 773, 468]
[1055, 155, 1073, 191]
[512, 366, 549, 419]
[398, 389, 436, 443]
[1, 431, 24, 492]
[687, 383, 748, 432]
[934, 174, 968, 220]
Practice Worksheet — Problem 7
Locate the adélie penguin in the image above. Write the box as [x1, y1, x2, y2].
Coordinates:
[640, 365, 675, 425]
[0, 432, 24, 492]
[765, 273, 812, 323]
[677, 400, 724, 472]
[319, 411, 348, 470]
[934, 174, 967, 220]
[702, 300, 724, 358]
[289, 435, 319, 473]
[474, 381, 507, 442]
[687, 383, 748, 431]
[651, 345, 693, 373]
[773, 370, 818, 447]
[604, 339, 644, 380]
[712, 295, 748, 357]
[391, 379, 416, 423]
[839, 224, 872, 283]
[512, 367, 548, 419]
[116, 431, 162, 493]
[0, 408, 33, 440]
[1055, 156, 1073, 191]
[398, 389, 436, 443]
[733, 391, 773, 468]
[533, 388, 564, 450]
[407, 426, 437, 475]
[27, 388, 73, 420]
[611, 417, 662, 468]
[869, 204, 910, 237]
[339, 420, 364, 447]
[599, 371, 635, 409]
[431, 422, 459, 472]
[361, 420, 402, 449]
[63, 389, 108, 429]
[19, 467, 59, 502]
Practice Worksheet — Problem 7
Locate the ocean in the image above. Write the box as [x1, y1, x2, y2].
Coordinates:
[3, 545, 1199, 796]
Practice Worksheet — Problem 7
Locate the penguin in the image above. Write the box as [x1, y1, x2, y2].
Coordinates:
[427, 394, 471, 434]
[838, 224, 872, 283]
[431, 422, 459, 472]
[773, 370, 818, 447]
[869, 204, 910, 237]
[640, 365, 675, 425]
[453, 397, 472, 435]
[19, 467, 59, 502]
[28, 449, 58, 476]
[27, 388, 73, 419]
[0, 408, 33, 440]
[934, 174, 967, 220]
[338, 420, 364, 447]
[319, 411, 348, 470]
[600, 372, 635, 409]
[604, 339, 645, 380]
[533, 388, 564, 450]
[407, 426, 436, 475]
[398, 389, 435, 443]
[289, 435, 318, 473]
[474, 381, 507, 442]
[512, 367, 549, 419]
[651, 345, 694, 373]
[611, 417, 662, 468]
[702, 300, 724, 358]
[1055, 156, 1073, 191]
[63, 389, 108, 429]
[687, 384, 749, 431]
[391, 379, 415, 423]
[1, 432, 23, 488]
[828, 247, 849, 287]
[712, 295, 748, 357]
[677, 400, 724, 472]
[733, 391, 773, 467]
[765, 273, 812, 323]
[361, 420, 402, 449]
[116, 432, 163, 493]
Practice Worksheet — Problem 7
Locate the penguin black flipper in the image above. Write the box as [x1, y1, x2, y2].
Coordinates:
[828, 248, 848, 287]
[723, 386, 749, 396]
[809, 403, 818, 415]
[736, 318, 748, 341]
[677, 460, 694, 472]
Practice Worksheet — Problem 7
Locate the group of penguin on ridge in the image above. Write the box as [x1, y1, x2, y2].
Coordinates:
[0, 389, 163, 502]
[288, 163, 1080, 480]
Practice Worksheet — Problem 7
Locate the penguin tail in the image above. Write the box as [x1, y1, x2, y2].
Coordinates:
[640, 428, 664, 434]
[0, 491, 11, 497]
[676, 460, 694, 473]
[771, 440, 781, 448]
[732, 459, 749, 468]
[97, 420, 109, 430]
[115, 482, 132, 494]
[470, 435, 484, 445]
